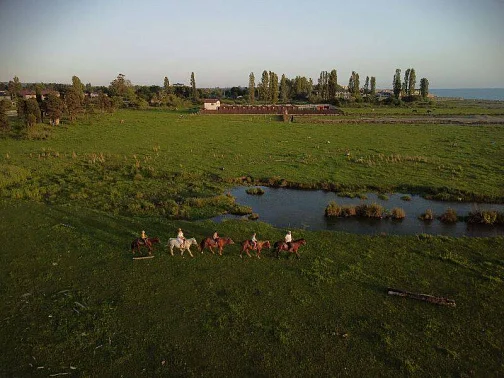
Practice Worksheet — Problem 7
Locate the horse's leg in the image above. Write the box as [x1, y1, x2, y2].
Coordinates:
[170, 246, 174, 256]
[187, 247, 193, 258]
[256, 247, 261, 259]
[294, 248, 300, 259]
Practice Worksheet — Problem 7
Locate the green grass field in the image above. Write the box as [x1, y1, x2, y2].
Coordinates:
[1, 106, 504, 376]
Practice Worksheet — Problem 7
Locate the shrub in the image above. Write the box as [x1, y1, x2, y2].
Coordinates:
[390, 207, 406, 219]
[419, 209, 434, 221]
[378, 193, 389, 200]
[246, 187, 265, 195]
[356, 203, 384, 218]
[400, 195, 412, 201]
[248, 213, 259, 220]
[325, 201, 341, 217]
[439, 208, 458, 223]
[341, 205, 357, 217]
[467, 210, 500, 225]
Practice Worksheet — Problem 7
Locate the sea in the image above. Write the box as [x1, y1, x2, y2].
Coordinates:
[430, 88, 504, 101]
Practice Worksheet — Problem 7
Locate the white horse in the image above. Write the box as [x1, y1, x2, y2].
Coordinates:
[167, 237, 199, 257]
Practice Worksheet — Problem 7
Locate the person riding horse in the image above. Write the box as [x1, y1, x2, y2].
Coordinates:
[212, 231, 219, 246]
[177, 228, 186, 249]
[141, 230, 148, 246]
[284, 230, 292, 251]
[251, 233, 257, 250]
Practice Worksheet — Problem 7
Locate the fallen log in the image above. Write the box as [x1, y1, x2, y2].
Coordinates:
[133, 255, 155, 260]
[387, 287, 456, 307]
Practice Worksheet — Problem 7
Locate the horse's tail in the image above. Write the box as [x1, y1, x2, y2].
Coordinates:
[200, 238, 206, 251]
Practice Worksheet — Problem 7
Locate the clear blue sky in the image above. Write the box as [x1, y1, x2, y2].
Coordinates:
[1, 0, 503, 89]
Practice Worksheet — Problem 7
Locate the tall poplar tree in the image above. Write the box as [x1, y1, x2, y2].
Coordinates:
[420, 78, 429, 99]
[190, 72, 198, 101]
[280, 74, 288, 103]
[163, 76, 172, 94]
[248, 72, 255, 103]
[348, 71, 360, 98]
[269, 71, 279, 104]
[408, 69, 416, 96]
[328, 69, 338, 100]
[8, 76, 22, 99]
[403, 69, 411, 96]
[370, 76, 376, 96]
[259, 70, 270, 102]
[72, 75, 85, 101]
[363, 76, 370, 95]
[393, 69, 402, 99]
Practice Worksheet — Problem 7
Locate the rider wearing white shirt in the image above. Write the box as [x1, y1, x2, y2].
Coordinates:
[285, 231, 292, 250]
[177, 228, 185, 248]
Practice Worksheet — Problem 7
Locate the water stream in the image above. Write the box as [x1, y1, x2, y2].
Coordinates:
[213, 187, 504, 237]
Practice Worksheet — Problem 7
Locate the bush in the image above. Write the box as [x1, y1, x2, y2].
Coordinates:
[378, 193, 389, 200]
[400, 195, 412, 201]
[246, 187, 265, 195]
[439, 208, 458, 223]
[419, 209, 434, 221]
[390, 207, 406, 219]
[356, 203, 384, 218]
[325, 201, 342, 217]
[467, 210, 501, 225]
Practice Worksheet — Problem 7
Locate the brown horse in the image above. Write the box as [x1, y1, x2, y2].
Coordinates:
[240, 240, 271, 259]
[131, 237, 160, 255]
[274, 238, 306, 259]
[200, 237, 235, 255]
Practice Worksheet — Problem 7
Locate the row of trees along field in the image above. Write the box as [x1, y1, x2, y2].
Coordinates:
[245, 68, 429, 104]
[0, 68, 431, 131]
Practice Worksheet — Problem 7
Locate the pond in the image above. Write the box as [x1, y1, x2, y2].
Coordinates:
[213, 187, 504, 237]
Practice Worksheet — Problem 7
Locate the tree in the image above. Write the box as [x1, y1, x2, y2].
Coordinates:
[0, 99, 10, 131]
[403, 69, 411, 96]
[8, 76, 22, 99]
[348, 71, 360, 98]
[65, 88, 82, 121]
[363, 76, 370, 95]
[269, 71, 279, 104]
[190, 72, 198, 101]
[45, 93, 64, 125]
[420, 78, 429, 99]
[248, 72, 255, 103]
[109, 73, 133, 98]
[408, 69, 416, 96]
[279, 74, 288, 103]
[393, 69, 402, 99]
[72, 76, 85, 101]
[328, 69, 338, 100]
[163, 76, 173, 95]
[258, 70, 270, 102]
[370, 76, 376, 96]
[23, 98, 41, 127]
[318, 71, 329, 100]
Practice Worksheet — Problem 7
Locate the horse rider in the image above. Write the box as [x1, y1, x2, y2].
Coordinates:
[212, 231, 219, 246]
[284, 230, 292, 251]
[251, 233, 257, 250]
[141, 230, 148, 246]
[177, 228, 186, 248]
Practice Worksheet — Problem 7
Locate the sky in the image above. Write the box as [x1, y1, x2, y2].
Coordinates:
[1, 0, 503, 89]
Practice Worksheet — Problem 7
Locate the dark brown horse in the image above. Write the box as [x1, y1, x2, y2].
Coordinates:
[131, 237, 160, 255]
[200, 237, 234, 255]
[240, 240, 271, 259]
[274, 238, 306, 259]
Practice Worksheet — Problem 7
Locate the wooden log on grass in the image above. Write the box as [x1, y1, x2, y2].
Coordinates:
[387, 287, 456, 307]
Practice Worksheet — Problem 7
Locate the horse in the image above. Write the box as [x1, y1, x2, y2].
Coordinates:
[273, 238, 307, 259]
[200, 237, 235, 256]
[131, 237, 160, 255]
[167, 237, 200, 258]
[240, 240, 271, 259]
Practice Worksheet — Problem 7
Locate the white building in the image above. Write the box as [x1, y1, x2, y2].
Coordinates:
[203, 99, 220, 111]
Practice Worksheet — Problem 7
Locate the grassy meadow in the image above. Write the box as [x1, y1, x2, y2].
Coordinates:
[1, 105, 504, 376]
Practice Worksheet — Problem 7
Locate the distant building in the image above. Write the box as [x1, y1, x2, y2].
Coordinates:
[203, 99, 221, 111]
[19, 89, 60, 100]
